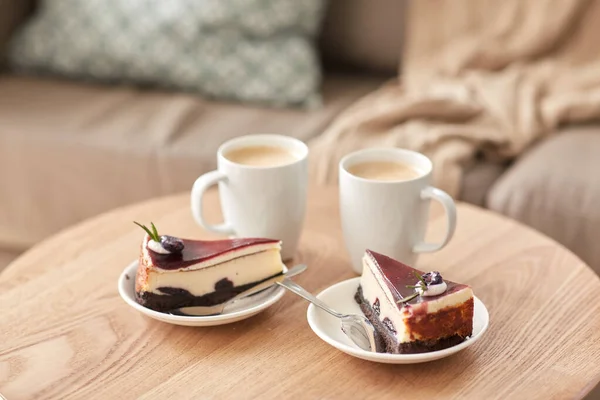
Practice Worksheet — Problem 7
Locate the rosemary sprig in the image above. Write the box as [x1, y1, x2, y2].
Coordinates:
[134, 221, 160, 242]
[151, 222, 159, 240]
[396, 292, 419, 304]
[413, 270, 427, 288]
[397, 271, 429, 304]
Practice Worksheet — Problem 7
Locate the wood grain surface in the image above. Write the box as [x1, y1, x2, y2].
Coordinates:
[1, 186, 599, 400]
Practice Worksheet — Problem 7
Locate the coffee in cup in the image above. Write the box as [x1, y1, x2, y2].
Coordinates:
[346, 160, 422, 181]
[224, 145, 298, 167]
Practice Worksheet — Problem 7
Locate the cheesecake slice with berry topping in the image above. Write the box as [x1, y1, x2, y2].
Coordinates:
[134, 222, 284, 312]
[355, 250, 474, 354]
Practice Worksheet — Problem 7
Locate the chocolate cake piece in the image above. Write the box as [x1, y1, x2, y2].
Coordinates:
[134, 225, 284, 312]
[355, 250, 474, 354]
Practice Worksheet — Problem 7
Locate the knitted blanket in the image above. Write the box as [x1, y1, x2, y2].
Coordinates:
[310, 0, 600, 196]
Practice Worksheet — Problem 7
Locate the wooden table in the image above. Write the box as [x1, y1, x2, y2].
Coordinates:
[1, 187, 600, 400]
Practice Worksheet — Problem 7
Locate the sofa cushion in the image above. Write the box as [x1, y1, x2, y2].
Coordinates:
[486, 126, 600, 273]
[0, 73, 385, 249]
[459, 160, 507, 207]
[7, 0, 326, 107]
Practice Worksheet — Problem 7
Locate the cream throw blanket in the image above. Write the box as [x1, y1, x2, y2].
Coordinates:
[310, 0, 600, 197]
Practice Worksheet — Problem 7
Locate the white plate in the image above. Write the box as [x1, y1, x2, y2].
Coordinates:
[306, 277, 489, 364]
[118, 260, 286, 326]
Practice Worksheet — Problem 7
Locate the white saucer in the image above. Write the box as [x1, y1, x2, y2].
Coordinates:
[306, 277, 489, 364]
[118, 260, 286, 326]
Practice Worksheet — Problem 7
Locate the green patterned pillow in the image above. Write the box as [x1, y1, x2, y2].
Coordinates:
[7, 0, 325, 107]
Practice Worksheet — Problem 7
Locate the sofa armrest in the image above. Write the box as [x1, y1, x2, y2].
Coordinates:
[0, 0, 34, 61]
[458, 160, 507, 207]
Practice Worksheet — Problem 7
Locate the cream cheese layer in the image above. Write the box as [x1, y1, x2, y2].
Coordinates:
[143, 249, 284, 296]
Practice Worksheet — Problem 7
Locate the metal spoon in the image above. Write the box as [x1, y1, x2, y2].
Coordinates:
[276, 279, 381, 352]
[168, 264, 307, 316]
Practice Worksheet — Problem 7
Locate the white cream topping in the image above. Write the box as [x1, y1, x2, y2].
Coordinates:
[143, 249, 284, 296]
[147, 239, 171, 255]
[360, 254, 473, 343]
[418, 281, 448, 297]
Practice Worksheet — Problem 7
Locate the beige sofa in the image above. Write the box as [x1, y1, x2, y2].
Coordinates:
[0, 1, 401, 248]
[2, 0, 600, 274]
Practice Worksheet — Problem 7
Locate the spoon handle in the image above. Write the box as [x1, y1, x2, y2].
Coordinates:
[226, 264, 307, 303]
[277, 279, 344, 319]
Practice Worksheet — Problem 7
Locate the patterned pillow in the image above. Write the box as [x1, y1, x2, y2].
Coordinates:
[7, 0, 326, 107]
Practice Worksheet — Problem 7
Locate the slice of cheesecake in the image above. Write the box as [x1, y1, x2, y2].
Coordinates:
[355, 250, 474, 354]
[134, 223, 284, 312]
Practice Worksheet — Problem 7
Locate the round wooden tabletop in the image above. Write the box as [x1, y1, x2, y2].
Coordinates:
[1, 187, 599, 399]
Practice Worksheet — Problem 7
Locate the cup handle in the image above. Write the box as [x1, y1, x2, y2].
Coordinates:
[413, 186, 457, 253]
[190, 170, 235, 235]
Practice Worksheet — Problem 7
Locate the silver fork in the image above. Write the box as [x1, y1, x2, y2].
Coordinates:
[276, 279, 381, 352]
[168, 264, 307, 316]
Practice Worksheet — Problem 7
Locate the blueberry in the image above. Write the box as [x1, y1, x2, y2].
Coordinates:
[422, 272, 433, 285]
[160, 235, 184, 253]
[431, 271, 443, 285]
[423, 271, 443, 285]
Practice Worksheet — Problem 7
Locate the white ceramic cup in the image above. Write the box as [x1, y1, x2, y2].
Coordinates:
[339, 148, 457, 273]
[191, 134, 308, 260]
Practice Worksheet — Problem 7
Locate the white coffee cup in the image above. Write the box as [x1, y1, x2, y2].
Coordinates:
[191, 134, 308, 260]
[339, 148, 457, 273]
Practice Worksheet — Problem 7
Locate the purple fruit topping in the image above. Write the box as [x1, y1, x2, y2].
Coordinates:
[422, 271, 443, 286]
[160, 235, 185, 253]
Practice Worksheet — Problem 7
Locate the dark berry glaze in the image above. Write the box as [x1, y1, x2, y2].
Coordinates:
[149, 237, 279, 270]
[366, 250, 468, 309]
